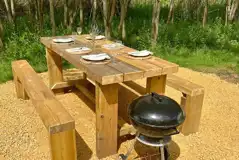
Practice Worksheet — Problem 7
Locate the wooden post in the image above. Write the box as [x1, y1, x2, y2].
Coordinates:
[180, 93, 204, 135]
[49, 129, 77, 160]
[46, 48, 64, 93]
[146, 75, 167, 94]
[95, 82, 118, 159]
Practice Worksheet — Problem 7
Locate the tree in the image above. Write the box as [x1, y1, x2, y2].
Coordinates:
[0, 19, 3, 48]
[167, 0, 174, 24]
[152, 0, 160, 46]
[229, 0, 239, 22]
[3, 0, 13, 23]
[10, 0, 15, 21]
[202, 0, 208, 27]
[102, 0, 116, 39]
[63, 0, 68, 26]
[36, 0, 44, 32]
[68, 0, 80, 29]
[92, 0, 97, 24]
[39, 0, 44, 32]
[79, 0, 84, 27]
[118, 0, 130, 40]
[226, 0, 239, 24]
[49, 0, 56, 35]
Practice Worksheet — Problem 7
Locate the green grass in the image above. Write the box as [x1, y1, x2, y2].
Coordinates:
[1, 4, 239, 83]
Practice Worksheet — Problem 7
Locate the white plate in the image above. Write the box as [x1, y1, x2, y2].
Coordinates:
[53, 38, 74, 43]
[102, 43, 124, 50]
[86, 35, 106, 40]
[128, 50, 153, 57]
[81, 53, 111, 61]
[66, 47, 91, 53]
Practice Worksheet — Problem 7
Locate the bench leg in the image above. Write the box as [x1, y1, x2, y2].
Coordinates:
[146, 75, 167, 94]
[46, 48, 64, 94]
[49, 129, 77, 160]
[95, 82, 118, 159]
[180, 94, 204, 135]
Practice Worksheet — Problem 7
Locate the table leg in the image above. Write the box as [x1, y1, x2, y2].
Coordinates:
[95, 82, 118, 159]
[46, 48, 64, 93]
[146, 75, 167, 95]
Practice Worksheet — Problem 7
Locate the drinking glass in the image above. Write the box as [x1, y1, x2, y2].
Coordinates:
[71, 32, 77, 45]
[90, 24, 99, 52]
[77, 27, 82, 35]
[115, 40, 123, 45]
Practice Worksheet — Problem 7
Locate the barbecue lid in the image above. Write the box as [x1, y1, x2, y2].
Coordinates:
[129, 92, 185, 128]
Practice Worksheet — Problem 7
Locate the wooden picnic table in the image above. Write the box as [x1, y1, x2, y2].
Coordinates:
[40, 34, 179, 159]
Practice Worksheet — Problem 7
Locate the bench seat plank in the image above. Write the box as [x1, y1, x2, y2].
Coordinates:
[12, 60, 75, 134]
[167, 74, 204, 96]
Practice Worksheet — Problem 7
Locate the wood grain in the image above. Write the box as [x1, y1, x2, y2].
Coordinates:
[167, 74, 205, 96]
[50, 47, 124, 85]
[41, 36, 179, 85]
[180, 94, 204, 135]
[12, 60, 75, 134]
[107, 60, 144, 81]
[12, 69, 29, 100]
[46, 48, 64, 92]
[95, 82, 119, 158]
[50, 129, 77, 160]
[146, 75, 167, 94]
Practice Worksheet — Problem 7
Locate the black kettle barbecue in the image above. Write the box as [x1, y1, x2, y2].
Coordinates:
[119, 92, 185, 160]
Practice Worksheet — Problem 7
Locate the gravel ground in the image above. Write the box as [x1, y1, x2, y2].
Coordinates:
[0, 67, 239, 160]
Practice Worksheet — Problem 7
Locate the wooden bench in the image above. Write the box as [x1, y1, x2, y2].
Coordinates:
[166, 75, 204, 135]
[120, 75, 204, 136]
[12, 60, 77, 160]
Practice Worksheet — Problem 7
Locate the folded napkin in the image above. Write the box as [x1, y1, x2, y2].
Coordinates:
[86, 35, 106, 40]
[102, 43, 124, 49]
[81, 53, 110, 61]
[128, 50, 153, 57]
[53, 38, 74, 43]
[66, 47, 91, 53]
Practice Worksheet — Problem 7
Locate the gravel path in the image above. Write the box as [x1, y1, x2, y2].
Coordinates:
[0, 67, 239, 160]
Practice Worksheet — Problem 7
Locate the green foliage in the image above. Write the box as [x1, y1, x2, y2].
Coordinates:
[1, 3, 239, 83]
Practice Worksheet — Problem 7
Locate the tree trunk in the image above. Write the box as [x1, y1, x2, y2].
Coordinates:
[79, 0, 84, 27]
[49, 0, 56, 35]
[122, 19, 126, 40]
[92, 0, 97, 24]
[36, 0, 42, 30]
[102, 0, 116, 39]
[118, 0, 129, 40]
[229, 0, 238, 22]
[10, 0, 15, 21]
[202, 0, 208, 27]
[63, 0, 68, 26]
[102, 0, 109, 38]
[152, 0, 160, 46]
[167, 0, 174, 24]
[3, 0, 13, 23]
[0, 19, 3, 49]
[226, 0, 229, 25]
[39, 0, 44, 33]
[33, 0, 38, 21]
[109, 0, 116, 23]
[68, 0, 78, 30]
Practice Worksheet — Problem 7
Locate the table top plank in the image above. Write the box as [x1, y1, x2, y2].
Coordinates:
[107, 60, 144, 81]
[147, 57, 179, 74]
[41, 37, 124, 85]
[41, 35, 179, 85]
[115, 54, 163, 77]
